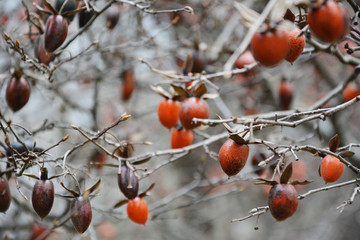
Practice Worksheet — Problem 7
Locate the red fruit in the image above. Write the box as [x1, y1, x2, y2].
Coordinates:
[44, 15, 68, 52]
[235, 50, 256, 76]
[6, 76, 30, 112]
[30, 223, 48, 240]
[122, 68, 135, 101]
[285, 28, 305, 63]
[171, 128, 193, 149]
[343, 83, 360, 102]
[118, 164, 139, 199]
[127, 197, 148, 225]
[218, 139, 249, 177]
[279, 80, 293, 110]
[71, 197, 92, 233]
[307, 0, 347, 43]
[251, 27, 289, 67]
[158, 99, 181, 129]
[106, 5, 120, 30]
[0, 177, 11, 213]
[34, 35, 53, 65]
[320, 155, 344, 183]
[32, 179, 54, 219]
[179, 97, 209, 129]
[268, 184, 298, 221]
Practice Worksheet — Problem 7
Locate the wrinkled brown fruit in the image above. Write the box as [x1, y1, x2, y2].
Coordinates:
[268, 184, 298, 221]
[0, 177, 11, 213]
[45, 15, 68, 52]
[32, 180, 54, 219]
[71, 197, 92, 233]
[118, 165, 139, 199]
[6, 76, 31, 112]
[34, 35, 53, 65]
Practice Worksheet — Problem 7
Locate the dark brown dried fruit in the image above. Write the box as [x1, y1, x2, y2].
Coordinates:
[32, 177, 54, 219]
[71, 197, 92, 233]
[6, 76, 31, 112]
[0, 177, 11, 213]
[118, 164, 139, 199]
[44, 15, 68, 52]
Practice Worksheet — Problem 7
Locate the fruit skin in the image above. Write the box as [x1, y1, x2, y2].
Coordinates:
[285, 28, 305, 63]
[0, 177, 11, 213]
[6, 76, 31, 112]
[279, 80, 293, 110]
[55, 0, 77, 21]
[32, 179, 54, 219]
[158, 99, 181, 129]
[71, 197, 92, 233]
[191, 50, 205, 73]
[127, 197, 148, 225]
[179, 97, 209, 129]
[235, 50, 256, 77]
[320, 155, 344, 183]
[343, 83, 360, 102]
[268, 184, 298, 221]
[34, 35, 53, 65]
[118, 165, 139, 199]
[218, 139, 249, 177]
[78, 3, 95, 28]
[171, 128, 193, 149]
[251, 29, 289, 67]
[307, 0, 346, 43]
[44, 15, 68, 52]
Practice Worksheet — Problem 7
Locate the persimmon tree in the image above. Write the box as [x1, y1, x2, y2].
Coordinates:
[1, 0, 360, 239]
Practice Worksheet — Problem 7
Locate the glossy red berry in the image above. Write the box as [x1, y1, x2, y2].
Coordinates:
[268, 184, 298, 221]
[118, 164, 139, 199]
[179, 97, 209, 129]
[6, 76, 31, 112]
[251, 28, 289, 67]
[343, 83, 360, 102]
[218, 139, 249, 177]
[320, 155, 344, 183]
[307, 0, 347, 43]
[44, 15, 68, 52]
[158, 99, 181, 129]
[34, 35, 53, 65]
[171, 128, 193, 149]
[71, 197, 92, 233]
[279, 80, 293, 110]
[285, 28, 305, 63]
[32, 179, 54, 219]
[127, 197, 148, 225]
[0, 177, 11, 213]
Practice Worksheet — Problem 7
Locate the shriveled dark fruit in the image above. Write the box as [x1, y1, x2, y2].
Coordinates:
[0, 177, 11, 213]
[179, 97, 209, 129]
[71, 197, 92, 233]
[106, 5, 120, 30]
[34, 35, 53, 65]
[44, 15, 68, 52]
[6, 76, 31, 112]
[32, 179, 54, 219]
[78, 3, 95, 28]
[118, 164, 139, 199]
[268, 184, 298, 221]
[191, 50, 205, 73]
[218, 139, 249, 177]
[55, 0, 77, 21]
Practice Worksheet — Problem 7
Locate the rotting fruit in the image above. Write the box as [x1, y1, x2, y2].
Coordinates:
[118, 164, 139, 199]
[158, 99, 181, 129]
[6, 75, 31, 112]
[268, 184, 298, 221]
[71, 196, 92, 233]
[251, 26, 289, 67]
[32, 169, 54, 219]
[171, 128, 193, 149]
[307, 0, 347, 43]
[127, 197, 148, 225]
[0, 177, 11, 213]
[44, 15, 68, 52]
[179, 97, 209, 129]
[320, 155, 344, 183]
[285, 28, 305, 63]
[218, 139, 249, 177]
